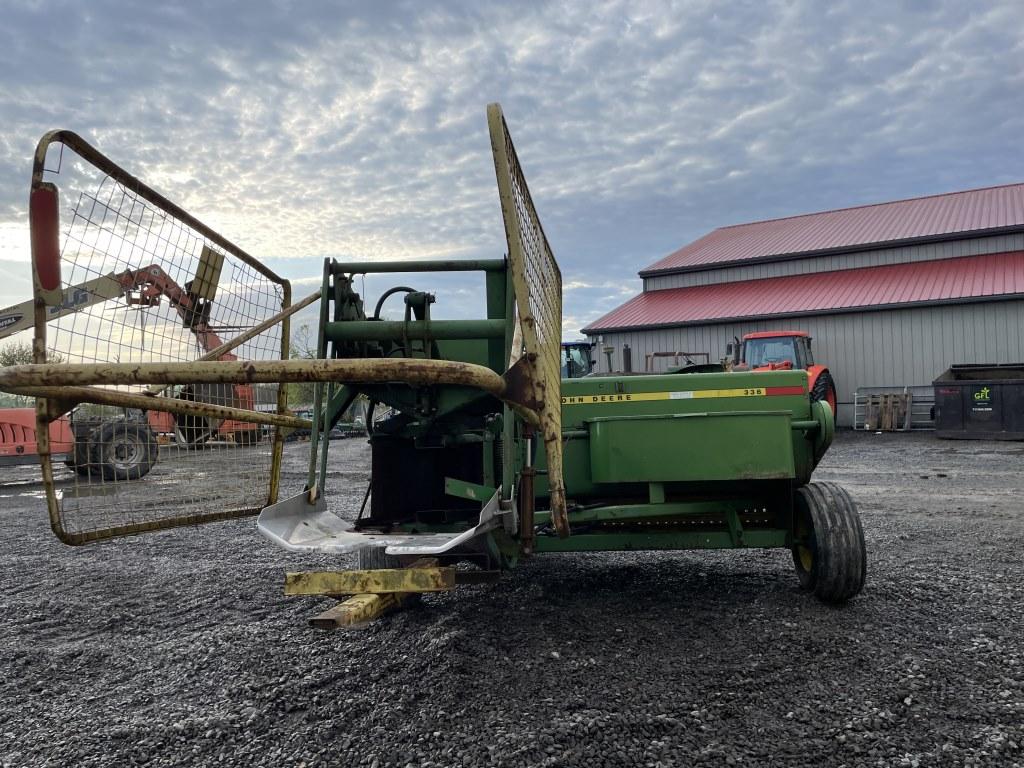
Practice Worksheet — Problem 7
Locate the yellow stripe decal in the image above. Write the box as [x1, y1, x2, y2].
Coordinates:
[561, 388, 766, 405]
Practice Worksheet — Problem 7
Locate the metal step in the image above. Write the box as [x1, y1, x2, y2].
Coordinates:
[256, 488, 503, 556]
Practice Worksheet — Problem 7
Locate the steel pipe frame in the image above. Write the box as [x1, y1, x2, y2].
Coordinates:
[324, 319, 506, 342]
[8, 385, 311, 430]
[0, 358, 547, 426]
[0, 358, 507, 391]
[329, 258, 506, 275]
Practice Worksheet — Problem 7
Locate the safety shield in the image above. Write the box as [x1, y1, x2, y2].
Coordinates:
[487, 104, 568, 537]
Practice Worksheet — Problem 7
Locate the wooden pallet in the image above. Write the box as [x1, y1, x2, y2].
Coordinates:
[864, 393, 913, 431]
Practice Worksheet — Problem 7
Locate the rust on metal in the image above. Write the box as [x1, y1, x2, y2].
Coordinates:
[7, 385, 311, 430]
[284, 566, 456, 595]
[501, 356, 542, 412]
[0, 358, 509, 396]
[306, 557, 441, 630]
[51, 506, 270, 547]
[488, 103, 569, 538]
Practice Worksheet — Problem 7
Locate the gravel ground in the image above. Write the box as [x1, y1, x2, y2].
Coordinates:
[1, 431, 1022, 767]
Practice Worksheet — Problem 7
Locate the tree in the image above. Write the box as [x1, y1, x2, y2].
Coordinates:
[0, 341, 35, 367]
[286, 324, 318, 408]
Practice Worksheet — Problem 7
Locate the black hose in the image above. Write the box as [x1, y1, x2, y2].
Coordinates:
[373, 287, 416, 320]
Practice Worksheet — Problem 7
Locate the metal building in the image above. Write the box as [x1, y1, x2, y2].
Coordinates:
[583, 184, 1024, 426]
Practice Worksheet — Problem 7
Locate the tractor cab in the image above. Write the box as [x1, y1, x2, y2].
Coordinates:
[732, 331, 814, 371]
[729, 330, 836, 413]
[561, 341, 595, 379]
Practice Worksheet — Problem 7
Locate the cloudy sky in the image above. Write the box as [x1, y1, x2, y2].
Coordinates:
[1, 0, 1021, 339]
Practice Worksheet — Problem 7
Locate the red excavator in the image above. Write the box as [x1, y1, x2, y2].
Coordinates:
[0, 260, 261, 478]
[729, 331, 837, 414]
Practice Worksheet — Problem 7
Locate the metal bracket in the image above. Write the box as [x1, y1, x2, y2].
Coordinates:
[726, 508, 745, 547]
[499, 481, 519, 535]
[445, 477, 498, 503]
[501, 355, 542, 412]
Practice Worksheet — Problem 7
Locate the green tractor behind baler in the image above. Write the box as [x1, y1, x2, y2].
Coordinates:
[0, 104, 865, 624]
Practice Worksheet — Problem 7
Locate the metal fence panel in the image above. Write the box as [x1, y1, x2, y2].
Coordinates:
[487, 104, 568, 536]
[27, 131, 291, 544]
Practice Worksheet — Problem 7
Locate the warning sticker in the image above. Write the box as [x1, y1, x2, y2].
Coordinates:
[561, 385, 803, 406]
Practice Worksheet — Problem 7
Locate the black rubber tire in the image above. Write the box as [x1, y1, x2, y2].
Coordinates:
[70, 437, 98, 477]
[810, 370, 837, 408]
[357, 547, 402, 570]
[67, 421, 103, 477]
[95, 422, 159, 482]
[791, 481, 866, 604]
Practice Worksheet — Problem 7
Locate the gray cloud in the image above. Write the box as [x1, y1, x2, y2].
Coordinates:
[1, 0, 1021, 335]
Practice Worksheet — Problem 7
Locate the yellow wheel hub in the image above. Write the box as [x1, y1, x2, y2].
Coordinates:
[795, 513, 814, 572]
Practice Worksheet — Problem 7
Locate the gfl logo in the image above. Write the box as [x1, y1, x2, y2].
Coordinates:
[974, 387, 991, 401]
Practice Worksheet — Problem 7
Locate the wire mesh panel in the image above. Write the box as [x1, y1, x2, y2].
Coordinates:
[28, 131, 290, 544]
[487, 104, 568, 536]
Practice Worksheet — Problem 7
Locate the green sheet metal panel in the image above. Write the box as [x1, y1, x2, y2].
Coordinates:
[560, 370, 811, 427]
[587, 411, 796, 483]
[534, 370, 820, 498]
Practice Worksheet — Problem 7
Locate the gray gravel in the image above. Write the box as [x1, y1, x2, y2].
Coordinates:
[1, 432, 1022, 767]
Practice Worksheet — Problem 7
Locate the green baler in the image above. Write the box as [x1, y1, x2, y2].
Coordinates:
[256, 105, 864, 608]
[2, 103, 865, 620]
[257, 273, 862, 606]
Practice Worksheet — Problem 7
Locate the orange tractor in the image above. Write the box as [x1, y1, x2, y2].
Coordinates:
[728, 331, 837, 414]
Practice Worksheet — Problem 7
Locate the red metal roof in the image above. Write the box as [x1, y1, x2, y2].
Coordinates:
[585, 251, 1024, 332]
[743, 330, 808, 339]
[642, 183, 1024, 276]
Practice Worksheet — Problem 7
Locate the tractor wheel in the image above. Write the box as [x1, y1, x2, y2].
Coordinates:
[69, 437, 97, 477]
[810, 370, 837, 417]
[791, 481, 866, 604]
[66, 419, 104, 477]
[95, 422, 159, 482]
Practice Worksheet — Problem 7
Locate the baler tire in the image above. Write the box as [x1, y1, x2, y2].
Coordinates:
[792, 481, 866, 604]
